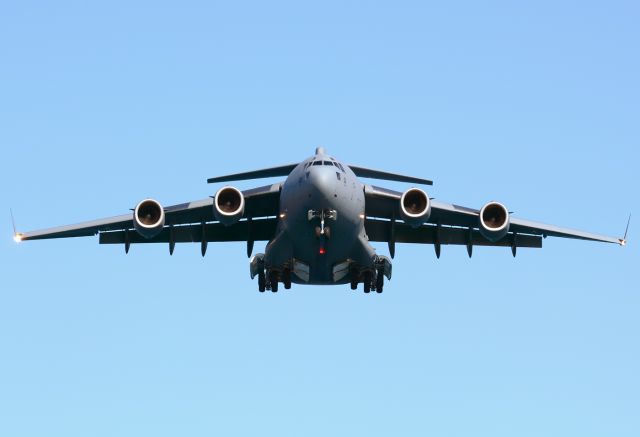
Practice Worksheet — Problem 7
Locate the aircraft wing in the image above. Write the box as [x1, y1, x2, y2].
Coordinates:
[15, 183, 282, 246]
[363, 185, 625, 252]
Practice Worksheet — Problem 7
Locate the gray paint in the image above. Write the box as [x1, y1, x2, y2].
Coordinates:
[266, 148, 374, 284]
[14, 147, 626, 290]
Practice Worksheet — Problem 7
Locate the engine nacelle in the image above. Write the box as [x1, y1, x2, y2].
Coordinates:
[214, 186, 245, 226]
[133, 198, 165, 239]
[479, 201, 510, 242]
[400, 188, 431, 228]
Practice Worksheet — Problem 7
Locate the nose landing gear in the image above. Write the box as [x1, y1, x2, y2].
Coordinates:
[310, 209, 336, 242]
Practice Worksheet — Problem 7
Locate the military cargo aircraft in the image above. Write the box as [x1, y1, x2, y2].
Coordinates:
[13, 147, 628, 293]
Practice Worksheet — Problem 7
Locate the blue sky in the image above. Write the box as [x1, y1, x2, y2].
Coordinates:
[1, 1, 638, 436]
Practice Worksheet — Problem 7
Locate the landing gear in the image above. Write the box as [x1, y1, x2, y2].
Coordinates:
[251, 254, 295, 293]
[283, 269, 292, 290]
[349, 257, 392, 294]
[376, 268, 384, 293]
[269, 271, 279, 293]
[363, 271, 372, 293]
[350, 268, 359, 290]
[250, 254, 267, 293]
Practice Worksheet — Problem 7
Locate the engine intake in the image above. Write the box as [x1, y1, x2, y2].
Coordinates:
[214, 186, 245, 226]
[133, 199, 165, 239]
[400, 188, 431, 228]
[479, 201, 510, 242]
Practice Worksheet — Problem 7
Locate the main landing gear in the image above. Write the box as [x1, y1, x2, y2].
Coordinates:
[250, 253, 293, 293]
[350, 256, 392, 294]
[360, 269, 384, 293]
[257, 269, 284, 293]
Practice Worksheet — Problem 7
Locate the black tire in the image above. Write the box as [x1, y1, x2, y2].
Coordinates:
[258, 273, 266, 292]
[269, 272, 279, 293]
[283, 269, 292, 290]
[350, 270, 358, 290]
[376, 269, 384, 293]
[363, 271, 372, 293]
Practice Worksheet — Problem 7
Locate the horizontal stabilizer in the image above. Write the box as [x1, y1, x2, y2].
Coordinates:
[207, 164, 298, 183]
[348, 165, 433, 185]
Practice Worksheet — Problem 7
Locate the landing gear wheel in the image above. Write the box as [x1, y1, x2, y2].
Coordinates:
[258, 272, 266, 292]
[350, 270, 358, 290]
[269, 272, 279, 293]
[283, 269, 292, 290]
[376, 269, 384, 293]
[363, 271, 372, 294]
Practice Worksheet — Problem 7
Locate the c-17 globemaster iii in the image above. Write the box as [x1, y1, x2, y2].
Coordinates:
[13, 147, 628, 293]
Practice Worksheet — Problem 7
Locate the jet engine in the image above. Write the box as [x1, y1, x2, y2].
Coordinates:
[214, 186, 245, 226]
[133, 198, 165, 239]
[479, 201, 510, 242]
[400, 188, 431, 228]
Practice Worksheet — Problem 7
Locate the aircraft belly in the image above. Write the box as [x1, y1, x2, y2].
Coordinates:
[274, 166, 372, 285]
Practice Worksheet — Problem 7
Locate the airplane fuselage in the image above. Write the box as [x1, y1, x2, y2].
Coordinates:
[265, 149, 375, 284]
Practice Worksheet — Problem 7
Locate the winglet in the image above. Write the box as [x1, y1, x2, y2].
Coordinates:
[10, 209, 23, 243]
[619, 214, 631, 246]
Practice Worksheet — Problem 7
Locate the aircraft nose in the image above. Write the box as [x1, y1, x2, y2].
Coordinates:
[308, 167, 337, 203]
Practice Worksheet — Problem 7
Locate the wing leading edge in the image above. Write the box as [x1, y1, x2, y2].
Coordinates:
[15, 183, 282, 243]
[364, 185, 625, 247]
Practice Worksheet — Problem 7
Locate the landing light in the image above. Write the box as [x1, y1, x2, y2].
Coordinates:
[619, 239, 627, 246]
[359, 214, 365, 219]
[13, 233, 23, 243]
[279, 213, 286, 219]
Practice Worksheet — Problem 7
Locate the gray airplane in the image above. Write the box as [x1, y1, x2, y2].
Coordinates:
[13, 147, 628, 293]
